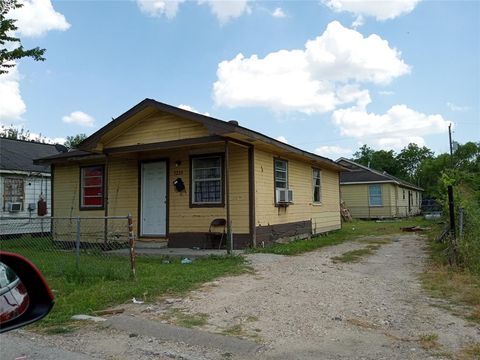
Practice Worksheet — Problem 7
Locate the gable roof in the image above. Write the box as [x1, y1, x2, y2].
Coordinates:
[337, 158, 423, 191]
[38, 99, 345, 172]
[0, 138, 62, 174]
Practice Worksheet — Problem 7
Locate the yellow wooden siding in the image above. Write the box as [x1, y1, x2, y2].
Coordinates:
[53, 163, 105, 218]
[340, 183, 394, 218]
[104, 113, 209, 149]
[53, 163, 105, 243]
[166, 144, 250, 234]
[396, 186, 422, 216]
[107, 156, 138, 233]
[53, 144, 250, 241]
[254, 149, 340, 232]
[227, 145, 250, 233]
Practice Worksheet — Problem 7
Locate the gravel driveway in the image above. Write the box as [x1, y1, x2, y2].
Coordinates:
[173, 233, 479, 359]
[6, 233, 479, 360]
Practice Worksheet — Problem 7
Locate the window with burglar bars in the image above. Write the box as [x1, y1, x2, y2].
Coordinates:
[312, 168, 321, 203]
[368, 184, 383, 206]
[80, 165, 104, 209]
[3, 178, 25, 210]
[191, 156, 223, 205]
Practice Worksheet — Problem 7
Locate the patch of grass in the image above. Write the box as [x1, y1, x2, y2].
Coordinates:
[42, 325, 77, 335]
[171, 310, 209, 328]
[2, 246, 247, 329]
[246, 315, 259, 322]
[332, 247, 375, 263]
[410, 219, 480, 325]
[221, 322, 261, 342]
[418, 333, 440, 350]
[456, 342, 480, 359]
[222, 324, 244, 336]
[422, 251, 480, 324]
[250, 218, 430, 256]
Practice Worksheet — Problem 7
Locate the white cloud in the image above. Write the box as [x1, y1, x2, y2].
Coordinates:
[272, 7, 286, 18]
[136, 0, 184, 18]
[10, 0, 70, 37]
[62, 111, 95, 127]
[315, 145, 352, 159]
[178, 104, 210, 116]
[446, 102, 469, 112]
[213, 21, 409, 113]
[1, 1, 69, 123]
[198, 0, 250, 24]
[351, 14, 364, 28]
[322, 0, 420, 21]
[331, 104, 450, 149]
[0, 66, 26, 121]
[27, 132, 66, 144]
[275, 136, 288, 144]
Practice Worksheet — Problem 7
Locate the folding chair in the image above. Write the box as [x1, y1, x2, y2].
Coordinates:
[206, 218, 226, 249]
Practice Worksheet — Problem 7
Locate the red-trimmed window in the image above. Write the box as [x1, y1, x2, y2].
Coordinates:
[80, 166, 104, 209]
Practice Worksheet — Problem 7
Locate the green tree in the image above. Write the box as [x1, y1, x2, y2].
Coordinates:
[352, 145, 401, 177]
[417, 153, 451, 196]
[453, 141, 480, 173]
[352, 144, 375, 167]
[64, 133, 87, 149]
[397, 143, 434, 183]
[0, 0, 46, 74]
[0, 123, 30, 140]
[0, 124, 48, 142]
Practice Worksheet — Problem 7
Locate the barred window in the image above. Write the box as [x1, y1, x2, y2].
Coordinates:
[191, 156, 223, 205]
[3, 178, 24, 210]
[369, 184, 383, 206]
[312, 168, 321, 203]
[80, 166, 104, 209]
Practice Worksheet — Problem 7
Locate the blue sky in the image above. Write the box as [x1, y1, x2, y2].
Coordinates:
[1, 0, 478, 159]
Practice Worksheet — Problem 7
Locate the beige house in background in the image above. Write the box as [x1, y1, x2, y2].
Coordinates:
[337, 158, 423, 219]
[37, 99, 344, 249]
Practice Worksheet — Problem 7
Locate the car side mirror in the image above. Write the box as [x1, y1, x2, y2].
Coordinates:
[0, 252, 54, 333]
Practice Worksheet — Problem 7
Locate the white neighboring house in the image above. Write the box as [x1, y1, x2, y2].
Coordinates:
[0, 138, 64, 236]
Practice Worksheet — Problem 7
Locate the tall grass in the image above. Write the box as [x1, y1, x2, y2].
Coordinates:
[451, 182, 480, 275]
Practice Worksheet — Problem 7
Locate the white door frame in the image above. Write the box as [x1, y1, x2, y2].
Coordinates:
[140, 160, 168, 237]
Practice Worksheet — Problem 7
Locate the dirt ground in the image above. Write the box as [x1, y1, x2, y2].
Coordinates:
[10, 233, 480, 359]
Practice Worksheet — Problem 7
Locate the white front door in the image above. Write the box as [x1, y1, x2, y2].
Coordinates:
[141, 161, 167, 236]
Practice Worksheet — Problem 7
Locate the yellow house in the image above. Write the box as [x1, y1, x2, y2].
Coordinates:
[337, 158, 423, 219]
[37, 99, 344, 249]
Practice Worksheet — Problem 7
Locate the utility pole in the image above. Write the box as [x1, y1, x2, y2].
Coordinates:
[448, 123, 454, 166]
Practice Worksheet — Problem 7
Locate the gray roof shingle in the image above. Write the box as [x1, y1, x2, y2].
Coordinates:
[0, 138, 62, 173]
[337, 158, 423, 191]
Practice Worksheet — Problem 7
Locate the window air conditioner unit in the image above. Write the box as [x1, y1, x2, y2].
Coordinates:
[276, 189, 293, 204]
[7, 202, 22, 212]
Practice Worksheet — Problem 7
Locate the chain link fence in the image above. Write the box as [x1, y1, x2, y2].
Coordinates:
[0, 215, 136, 280]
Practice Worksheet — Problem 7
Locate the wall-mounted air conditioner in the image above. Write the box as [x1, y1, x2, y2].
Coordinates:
[276, 189, 293, 204]
[7, 202, 22, 212]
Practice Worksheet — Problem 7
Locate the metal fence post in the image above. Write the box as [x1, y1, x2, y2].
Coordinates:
[459, 207, 464, 239]
[75, 216, 81, 269]
[448, 185, 456, 238]
[127, 214, 136, 277]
